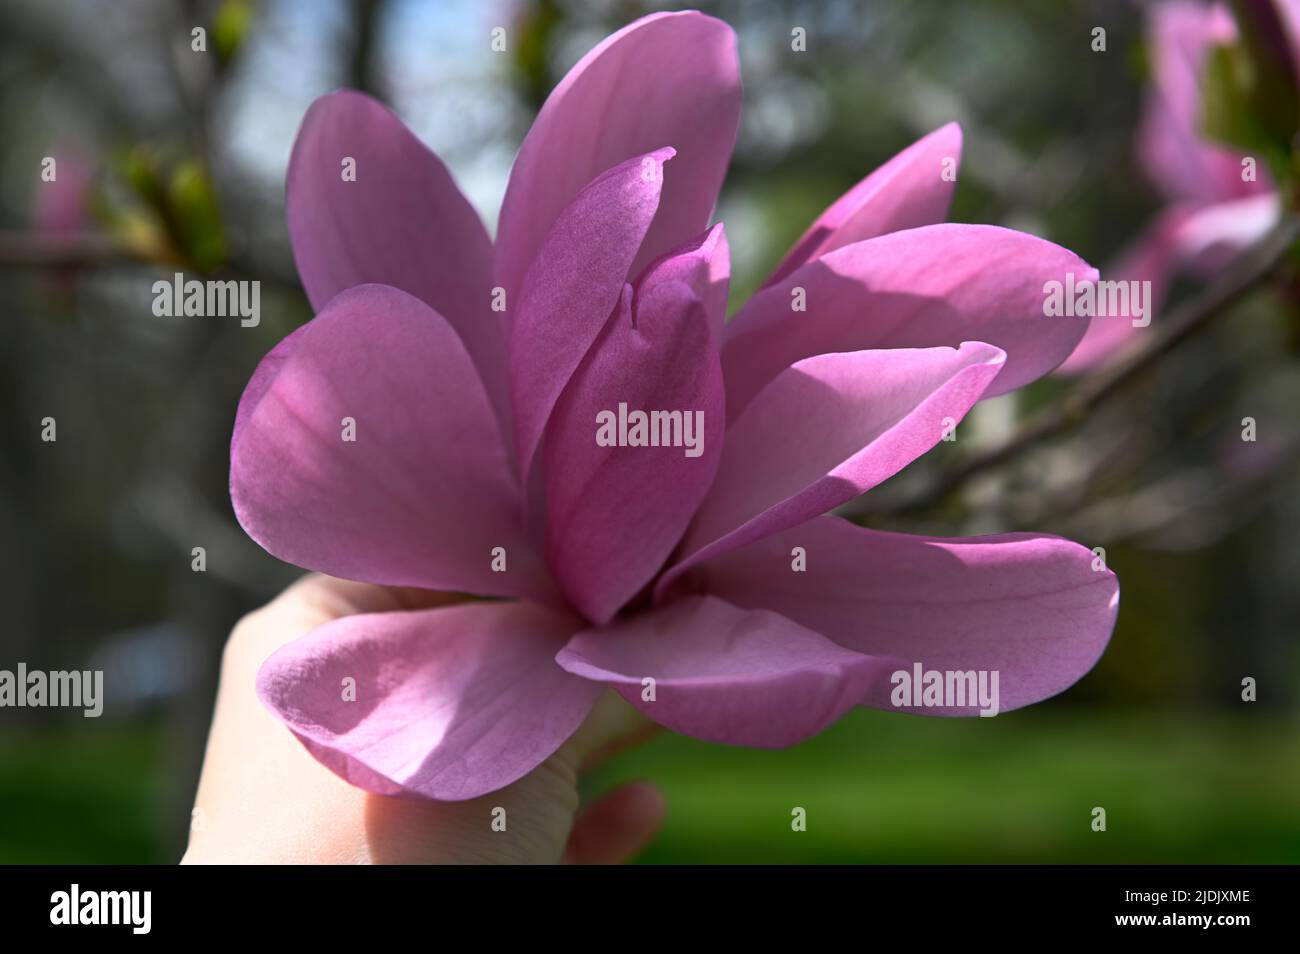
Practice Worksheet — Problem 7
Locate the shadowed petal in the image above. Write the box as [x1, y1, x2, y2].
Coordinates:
[689, 516, 1120, 716]
[231, 283, 552, 602]
[556, 595, 894, 747]
[661, 342, 1004, 594]
[258, 601, 599, 801]
[766, 122, 963, 286]
[722, 224, 1095, 420]
[286, 90, 509, 433]
[544, 279, 724, 624]
[496, 11, 740, 306]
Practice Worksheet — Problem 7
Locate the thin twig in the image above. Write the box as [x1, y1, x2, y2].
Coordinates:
[0, 232, 150, 268]
[0, 230, 304, 297]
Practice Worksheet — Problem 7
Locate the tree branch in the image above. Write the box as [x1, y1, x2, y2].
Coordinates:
[0, 231, 303, 296]
[0, 232, 148, 268]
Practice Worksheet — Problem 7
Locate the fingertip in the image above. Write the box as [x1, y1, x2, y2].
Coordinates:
[563, 779, 666, 865]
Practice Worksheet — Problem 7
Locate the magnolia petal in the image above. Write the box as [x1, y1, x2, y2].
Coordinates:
[285, 90, 509, 431]
[691, 516, 1120, 716]
[544, 280, 724, 624]
[556, 595, 893, 747]
[509, 150, 673, 481]
[766, 122, 963, 286]
[231, 284, 551, 601]
[663, 342, 1005, 593]
[722, 224, 1096, 420]
[634, 223, 731, 342]
[258, 601, 598, 801]
[496, 11, 740, 308]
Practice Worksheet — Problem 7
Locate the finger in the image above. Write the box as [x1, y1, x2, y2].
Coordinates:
[562, 780, 666, 865]
[285, 574, 464, 618]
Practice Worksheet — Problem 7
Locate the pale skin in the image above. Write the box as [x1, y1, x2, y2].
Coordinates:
[182, 574, 664, 864]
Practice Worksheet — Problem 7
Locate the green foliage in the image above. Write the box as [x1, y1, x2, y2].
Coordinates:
[510, 0, 564, 111]
[1203, 3, 1298, 188]
[105, 147, 228, 270]
[119, 145, 166, 211]
[167, 160, 226, 272]
[1232, 0, 1300, 143]
[213, 0, 254, 66]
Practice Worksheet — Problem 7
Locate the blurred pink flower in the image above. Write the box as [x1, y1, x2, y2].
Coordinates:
[33, 151, 93, 237]
[1062, 0, 1289, 372]
[33, 150, 94, 295]
[232, 12, 1118, 800]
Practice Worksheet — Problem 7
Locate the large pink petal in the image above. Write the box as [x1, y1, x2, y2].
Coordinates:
[634, 223, 730, 343]
[662, 342, 1005, 594]
[722, 224, 1096, 421]
[556, 595, 893, 747]
[765, 122, 963, 286]
[544, 280, 724, 624]
[509, 149, 673, 481]
[257, 601, 599, 801]
[495, 11, 740, 306]
[285, 91, 509, 433]
[231, 283, 552, 602]
[691, 516, 1119, 715]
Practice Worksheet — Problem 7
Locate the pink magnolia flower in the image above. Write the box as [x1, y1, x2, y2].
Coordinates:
[34, 151, 93, 237]
[1063, 0, 1289, 372]
[33, 150, 93, 293]
[233, 11, 1119, 800]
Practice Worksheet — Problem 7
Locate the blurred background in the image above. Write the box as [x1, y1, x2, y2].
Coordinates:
[0, 0, 1297, 863]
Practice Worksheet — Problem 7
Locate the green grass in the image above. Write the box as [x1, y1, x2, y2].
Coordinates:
[0, 724, 165, 863]
[587, 708, 1300, 864]
[1, 709, 1296, 863]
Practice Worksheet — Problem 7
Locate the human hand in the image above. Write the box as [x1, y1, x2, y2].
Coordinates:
[182, 574, 664, 864]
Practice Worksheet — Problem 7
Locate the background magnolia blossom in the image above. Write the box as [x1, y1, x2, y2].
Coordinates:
[1062, 0, 1294, 371]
